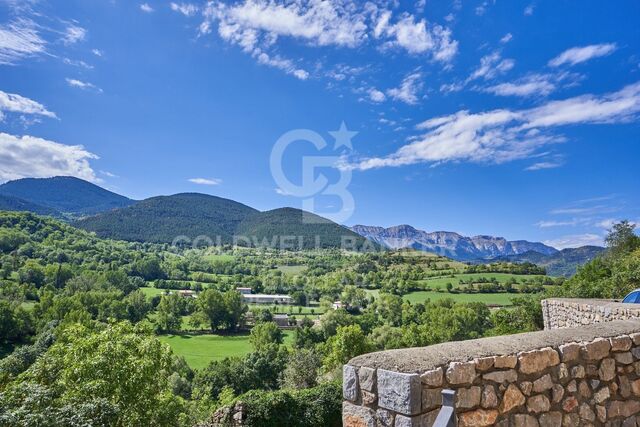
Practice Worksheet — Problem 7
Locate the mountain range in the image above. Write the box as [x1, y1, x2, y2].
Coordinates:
[0, 177, 604, 270]
[350, 224, 558, 260]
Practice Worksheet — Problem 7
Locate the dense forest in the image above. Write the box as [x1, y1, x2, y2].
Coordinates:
[0, 212, 637, 426]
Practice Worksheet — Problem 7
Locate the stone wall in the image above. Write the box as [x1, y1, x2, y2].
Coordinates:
[543, 299, 640, 330]
[343, 320, 640, 426]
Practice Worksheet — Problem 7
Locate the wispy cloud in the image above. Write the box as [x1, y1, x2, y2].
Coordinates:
[62, 25, 86, 45]
[467, 51, 515, 82]
[188, 178, 222, 185]
[525, 159, 564, 171]
[91, 49, 104, 57]
[63, 57, 93, 69]
[368, 88, 386, 103]
[170, 2, 199, 17]
[66, 78, 103, 93]
[387, 72, 423, 105]
[140, 3, 154, 13]
[0, 19, 46, 65]
[0, 132, 99, 183]
[524, 4, 535, 16]
[0, 90, 56, 120]
[349, 81, 640, 170]
[543, 234, 603, 249]
[500, 33, 512, 44]
[548, 43, 617, 67]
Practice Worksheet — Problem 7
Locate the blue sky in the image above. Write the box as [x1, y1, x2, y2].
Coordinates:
[0, 0, 638, 248]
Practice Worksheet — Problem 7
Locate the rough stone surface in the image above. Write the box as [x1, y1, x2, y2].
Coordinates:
[458, 409, 499, 427]
[611, 336, 633, 352]
[376, 409, 394, 427]
[474, 357, 494, 372]
[539, 411, 562, 427]
[377, 369, 421, 415]
[358, 366, 376, 392]
[483, 369, 517, 384]
[420, 368, 443, 388]
[456, 386, 481, 410]
[421, 387, 442, 411]
[583, 338, 612, 361]
[512, 414, 539, 427]
[559, 343, 580, 363]
[533, 374, 554, 393]
[518, 348, 560, 375]
[481, 385, 498, 409]
[344, 365, 359, 402]
[500, 384, 526, 413]
[527, 394, 551, 414]
[446, 362, 476, 385]
[599, 358, 616, 381]
[494, 355, 517, 369]
[343, 402, 376, 427]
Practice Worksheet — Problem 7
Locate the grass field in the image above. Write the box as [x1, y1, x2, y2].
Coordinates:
[402, 290, 518, 306]
[140, 286, 165, 298]
[276, 265, 307, 275]
[159, 330, 294, 369]
[202, 254, 236, 263]
[417, 273, 546, 290]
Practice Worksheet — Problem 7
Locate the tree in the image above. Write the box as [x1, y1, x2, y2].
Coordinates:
[322, 324, 371, 371]
[606, 220, 640, 258]
[445, 282, 453, 292]
[223, 290, 247, 331]
[249, 321, 283, 351]
[0, 322, 186, 426]
[280, 348, 321, 389]
[155, 293, 182, 332]
[125, 290, 151, 323]
[197, 288, 226, 331]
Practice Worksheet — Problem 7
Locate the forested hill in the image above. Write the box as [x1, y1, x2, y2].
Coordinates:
[235, 207, 370, 249]
[0, 176, 135, 215]
[0, 194, 62, 218]
[490, 246, 606, 277]
[74, 193, 258, 244]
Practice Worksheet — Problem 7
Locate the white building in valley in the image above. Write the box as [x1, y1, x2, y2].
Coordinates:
[242, 293, 293, 305]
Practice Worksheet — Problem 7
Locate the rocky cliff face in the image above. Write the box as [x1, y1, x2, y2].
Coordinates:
[350, 224, 558, 261]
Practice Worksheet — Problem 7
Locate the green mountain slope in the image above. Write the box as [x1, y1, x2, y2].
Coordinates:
[236, 207, 370, 249]
[0, 176, 134, 215]
[74, 193, 258, 244]
[0, 194, 62, 218]
[491, 246, 605, 277]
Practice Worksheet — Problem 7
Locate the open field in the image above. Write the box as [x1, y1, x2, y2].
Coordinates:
[416, 273, 547, 290]
[402, 290, 518, 306]
[159, 330, 294, 370]
[202, 254, 236, 263]
[276, 265, 307, 275]
[140, 286, 165, 298]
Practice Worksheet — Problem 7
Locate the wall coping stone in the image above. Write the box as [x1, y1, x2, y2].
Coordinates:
[348, 319, 640, 373]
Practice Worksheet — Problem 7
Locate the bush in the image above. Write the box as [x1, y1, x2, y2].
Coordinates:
[239, 381, 341, 427]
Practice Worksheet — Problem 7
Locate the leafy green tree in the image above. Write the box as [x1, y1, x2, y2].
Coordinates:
[0, 322, 186, 426]
[223, 290, 247, 331]
[281, 348, 321, 390]
[18, 260, 45, 288]
[249, 321, 283, 351]
[605, 220, 640, 258]
[156, 293, 183, 332]
[322, 324, 371, 371]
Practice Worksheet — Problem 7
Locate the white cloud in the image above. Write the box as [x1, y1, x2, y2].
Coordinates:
[548, 43, 617, 67]
[275, 187, 292, 195]
[62, 25, 86, 45]
[170, 2, 199, 17]
[0, 132, 99, 183]
[368, 88, 386, 103]
[196, 1, 458, 79]
[256, 51, 309, 79]
[524, 4, 535, 15]
[66, 78, 102, 93]
[468, 51, 515, 82]
[387, 72, 423, 105]
[140, 3, 154, 13]
[543, 234, 603, 249]
[350, 81, 640, 170]
[0, 90, 56, 119]
[188, 178, 222, 185]
[91, 49, 103, 57]
[63, 57, 93, 69]
[525, 160, 563, 171]
[483, 73, 559, 97]
[536, 220, 578, 228]
[0, 19, 46, 65]
[500, 33, 512, 44]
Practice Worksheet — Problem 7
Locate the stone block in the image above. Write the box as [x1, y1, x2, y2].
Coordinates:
[376, 409, 394, 427]
[551, 383, 564, 403]
[610, 336, 632, 352]
[539, 411, 562, 427]
[500, 383, 525, 413]
[420, 367, 443, 388]
[599, 358, 616, 381]
[344, 365, 360, 402]
[607, 399, 640, 418]
[358, 366, 377, 392]
[579, 403, 596, 422]
[562, 413, 579, 426]
[582, 338, 611, 361]
[456, 386, 481, 410]
[559, 343, 580, 363]
[562, 396, 578, 412]
[494, 355, 517, 369]
[393, 413, 430, 427]
[458, 409, 499, 427]
[474, 357, 494, 372]
[518, 347, 560, 375]
[343, 401, 376, 427]
[532, 374, 553, 393]
[377, 369, 421, 415]
[512, 414, 539, 427]
[421, 387, 442, 411]
[571, 365, 585, 378]
[614, 351, 634, 365]
[520, 381, 533, 396]
[527, 394, 550, 413]
[446, 361, 476, 385]
[483, 369, 517, 384]
[593, 386, 611, 404]
[481, 385, 497, 409]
